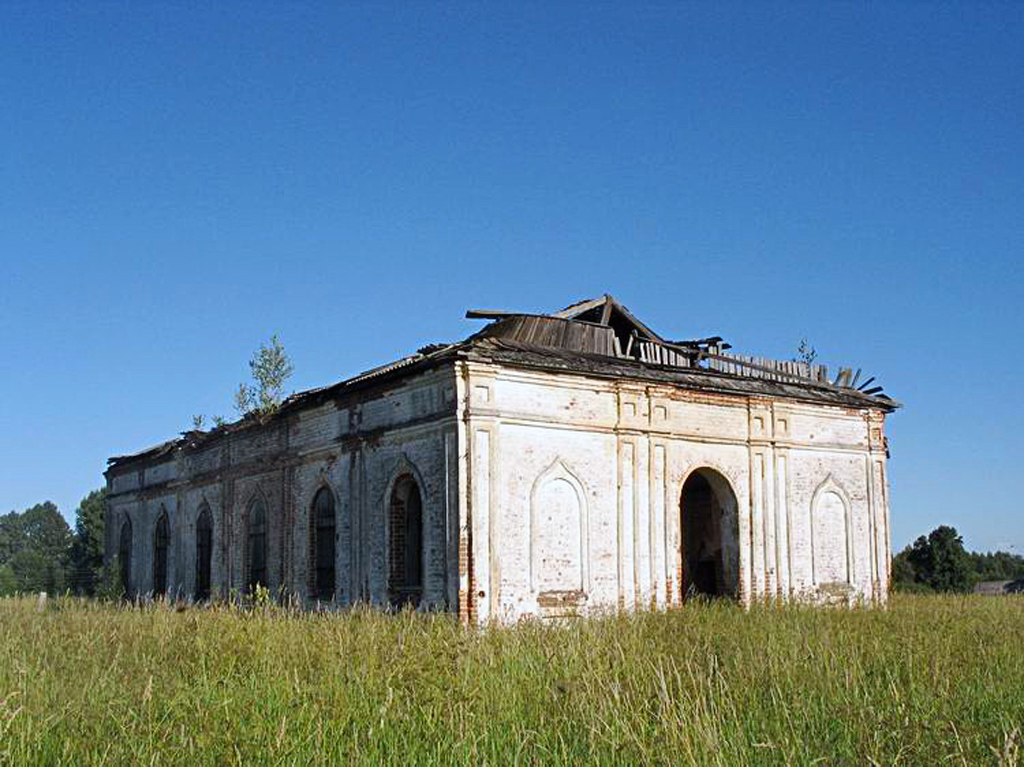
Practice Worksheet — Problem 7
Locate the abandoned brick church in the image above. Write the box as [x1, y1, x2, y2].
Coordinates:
[105, 295, 898, 622]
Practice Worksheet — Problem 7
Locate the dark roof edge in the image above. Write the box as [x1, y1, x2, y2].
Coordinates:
[106, 343, 463, 472]
[466, 339, 900, 413]
[107, 331, 898, 473]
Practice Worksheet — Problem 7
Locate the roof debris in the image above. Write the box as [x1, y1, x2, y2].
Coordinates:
[108, 294, 897, 469]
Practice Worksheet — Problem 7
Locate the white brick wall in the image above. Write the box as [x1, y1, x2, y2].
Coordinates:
[462, 364, 892, 623]
[106, 368, 458, 607]
[106, 359, 892, 620]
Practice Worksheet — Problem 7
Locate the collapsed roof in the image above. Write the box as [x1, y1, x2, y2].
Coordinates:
[466, 294, 894, 401]
[108, 294, 897, 469]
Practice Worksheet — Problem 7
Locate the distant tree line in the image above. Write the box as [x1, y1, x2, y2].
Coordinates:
[0, 490, 109, 597]
[892, 525, 1024, 594]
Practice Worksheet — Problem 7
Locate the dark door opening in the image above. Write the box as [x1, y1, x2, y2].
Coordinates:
[311, 488, 336, 601]
[196, 507, 212, 601]
[118, 519, 132, 597]
[153, 512, 169, 597]
[388, 476, 423, 608]
[247, 500, 266, 593]
[680, 470, 738, 599]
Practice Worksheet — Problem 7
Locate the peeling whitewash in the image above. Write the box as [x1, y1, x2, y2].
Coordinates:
[461, 362, 892, 623]
[106, 356, 892, 624]
[106, 368, 461, 612]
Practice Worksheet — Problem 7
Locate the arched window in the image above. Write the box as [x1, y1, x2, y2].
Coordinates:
[388, 475, 423, 608]
[153, 511, 169, 597]
[195, 506, 212, 601]
[811, 481, 851, 586]
[247, 499, 267, 592]
[530, 460, 589, 599]
[310, 487, 336, 601]
[118, 517, 132, 596]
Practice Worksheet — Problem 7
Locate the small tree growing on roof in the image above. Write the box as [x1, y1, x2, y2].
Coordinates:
[794, 338, 817, 366]
[234, 335, 294, 419]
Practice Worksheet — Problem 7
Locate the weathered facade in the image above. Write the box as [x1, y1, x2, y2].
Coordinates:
[105, 295, 898, 622]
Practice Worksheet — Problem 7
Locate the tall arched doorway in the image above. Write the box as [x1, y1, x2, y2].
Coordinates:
[118, 517, 132, 597]
[246, 499, 267, 593]
[388, 475, 423, 609]
[153, 511, 169, 597]
[310, 487, 336, 602]
[679, 469, 740, 599]
[195, 506, 212, 601]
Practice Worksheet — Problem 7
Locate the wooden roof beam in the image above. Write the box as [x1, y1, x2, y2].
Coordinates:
[465, 309, 523, 320]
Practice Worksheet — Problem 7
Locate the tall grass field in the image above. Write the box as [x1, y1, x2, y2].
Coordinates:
[1, 595, 1021, 765]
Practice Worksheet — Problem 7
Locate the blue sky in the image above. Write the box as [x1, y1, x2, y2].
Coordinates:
[2, 3, 1021, 553]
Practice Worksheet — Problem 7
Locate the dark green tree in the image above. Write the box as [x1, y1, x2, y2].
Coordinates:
[0, 510, 23, 565]
[10, 548, 57, 592]
[20, 502, 72, 557]
[96, 555, 125, 601]
[906, 525, 973, 593]
[890, 548, 919, 590]
[1, 502, 72, 594]
[0, 563, 17, 596]
[68, 489, 107, 595]
[968, 550, 1024, 581]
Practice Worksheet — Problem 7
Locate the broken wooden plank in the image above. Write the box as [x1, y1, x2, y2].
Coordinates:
[551, 295, 608, 319]
[466, 309, 523, 320]
[857, 376, 876, 392]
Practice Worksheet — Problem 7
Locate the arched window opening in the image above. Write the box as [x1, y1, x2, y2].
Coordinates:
[247, 499, 267, 593]
[310, 487, 336, 601]
[153, 512, 169, 597]
[195, 507, 212, 601]
[118, 518, 132, 597]
[388, 475, 423, 608]
[679, 469, 740, 599]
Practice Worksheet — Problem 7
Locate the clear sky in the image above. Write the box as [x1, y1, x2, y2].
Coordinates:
[2, 3, 1021, 554]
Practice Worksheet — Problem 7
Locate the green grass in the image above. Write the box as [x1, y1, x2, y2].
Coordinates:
[0, 595, 1021, 765]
